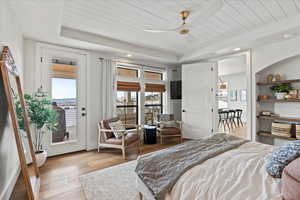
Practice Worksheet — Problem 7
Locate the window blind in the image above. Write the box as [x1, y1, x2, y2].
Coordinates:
[117, 81, 140, 91]
[145, 83, 166, 92]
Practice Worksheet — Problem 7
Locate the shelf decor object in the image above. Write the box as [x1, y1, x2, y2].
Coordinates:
[0, 46, 40, 200]
[257, 79, 300, 86]
[257, 98, 300, 103]
[270, 83, 293, 100]
[257, 131, 298, 140]
[258, 115, 300, 123]
[296, 125, 300, 139]
[271, 122, 291, 138]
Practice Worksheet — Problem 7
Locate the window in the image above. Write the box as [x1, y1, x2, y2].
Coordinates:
[144, 92, 163, 125]
[144, 71, 163, 80]
[116, 65, 166, 127]
[116, 91, 138, 129]
[117, 67, 138, 78]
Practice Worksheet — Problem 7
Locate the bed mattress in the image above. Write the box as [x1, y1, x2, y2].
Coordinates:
[137, 142, 281, 200]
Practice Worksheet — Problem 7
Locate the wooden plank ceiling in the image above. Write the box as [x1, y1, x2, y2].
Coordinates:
[62, 0, 300, 56]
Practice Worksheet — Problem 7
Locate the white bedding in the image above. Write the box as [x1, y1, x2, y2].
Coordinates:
[137, 142, 282, 200]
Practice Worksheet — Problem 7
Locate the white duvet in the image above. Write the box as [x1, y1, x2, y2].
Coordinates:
[166, 142, 281, 200]
[137, 142, 282, 200]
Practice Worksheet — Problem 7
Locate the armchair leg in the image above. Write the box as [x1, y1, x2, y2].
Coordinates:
[136, 140, 140, 154]
[122, 148, 126, 159]
[139, 192, 143, 200]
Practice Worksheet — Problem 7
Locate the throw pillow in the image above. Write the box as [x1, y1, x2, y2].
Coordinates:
[266, 140, 300, 178]
[109, 120, 126, 138]
[160, 120, 177, 128]
[281, 157, 300, 200]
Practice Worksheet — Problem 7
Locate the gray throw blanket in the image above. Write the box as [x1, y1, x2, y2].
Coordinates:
[135, 134, 249, 200]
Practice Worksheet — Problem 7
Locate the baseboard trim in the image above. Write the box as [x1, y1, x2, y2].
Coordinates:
[0, 165, 20, 200]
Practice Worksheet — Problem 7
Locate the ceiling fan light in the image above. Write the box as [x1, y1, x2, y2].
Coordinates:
[180, 29, 189, 35]
[180, 10, 190, 19]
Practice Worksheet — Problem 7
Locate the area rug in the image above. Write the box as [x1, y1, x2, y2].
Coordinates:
[79, 160, 142, 200]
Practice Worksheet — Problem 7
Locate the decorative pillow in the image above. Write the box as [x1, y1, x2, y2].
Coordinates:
[109, 120, 126, 138]
[266, 141, 300, 178]
[160, 120, 177, 128]
[281, 157, 300, 200]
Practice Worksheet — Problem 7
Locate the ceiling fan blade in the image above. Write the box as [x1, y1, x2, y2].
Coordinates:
[144, 25, 183, 33]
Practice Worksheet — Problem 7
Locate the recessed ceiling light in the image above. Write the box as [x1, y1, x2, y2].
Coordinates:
[233, 48, 241, 51]
[283, 33, 292, 39]
[126, 54, 132, 57]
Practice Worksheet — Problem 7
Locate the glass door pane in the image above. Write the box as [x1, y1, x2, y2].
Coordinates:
[51, 64, 77, 144]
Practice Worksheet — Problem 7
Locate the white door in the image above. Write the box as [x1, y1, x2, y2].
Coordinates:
[182, 62, 217, 139]
[38, 46, 87, 156]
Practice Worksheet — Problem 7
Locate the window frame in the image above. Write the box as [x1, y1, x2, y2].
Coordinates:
[144, 70, 163, 81]
[117, 66, 139, 79]
[116, 91, 139, 129]
[116, 62, 167, 126]
[144, 92, 163, 124]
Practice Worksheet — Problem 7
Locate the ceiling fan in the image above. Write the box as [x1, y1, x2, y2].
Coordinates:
[143, 0, 224, 37]
[144, 10, 192, 35]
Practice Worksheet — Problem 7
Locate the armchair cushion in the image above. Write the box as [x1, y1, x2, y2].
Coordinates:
[101, 117, 120, 139]
[158, 114, 174, 121]
[105, 132, 139, 146]
[109, 120, 126, 138]
[158, 127, 181, 135]
[160, 120, 177, 128]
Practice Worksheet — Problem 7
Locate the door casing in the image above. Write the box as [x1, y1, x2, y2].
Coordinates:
[36, 43, 88, 156]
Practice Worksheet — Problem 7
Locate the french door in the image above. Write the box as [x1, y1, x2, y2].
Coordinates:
[38, 45, 87, 156]
[182, 62, 218, 139]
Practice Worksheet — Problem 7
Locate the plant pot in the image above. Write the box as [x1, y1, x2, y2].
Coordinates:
[275, 92, 287, 100]
[35, 150, 47, 167]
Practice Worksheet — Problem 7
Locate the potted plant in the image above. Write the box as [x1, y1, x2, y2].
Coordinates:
[15, 88, 58, 167]
[270, 84, 293, 100]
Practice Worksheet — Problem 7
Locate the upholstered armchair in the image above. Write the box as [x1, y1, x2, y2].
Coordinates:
[98, 117, 141, 159]
[156, 114, 182, 144]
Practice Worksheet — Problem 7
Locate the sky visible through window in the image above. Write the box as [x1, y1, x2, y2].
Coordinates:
[52, 78, 76, 99]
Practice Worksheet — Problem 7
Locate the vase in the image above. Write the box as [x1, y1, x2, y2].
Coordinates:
[275, 92, 287, 100]
[35, 150, 47, 167]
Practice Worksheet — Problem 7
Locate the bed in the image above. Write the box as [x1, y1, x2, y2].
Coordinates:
[136, 136, 282, 200]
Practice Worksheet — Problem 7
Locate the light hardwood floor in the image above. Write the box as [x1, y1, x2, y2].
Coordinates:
[11, 140, 179, 200]
[219, 124, 247, 139]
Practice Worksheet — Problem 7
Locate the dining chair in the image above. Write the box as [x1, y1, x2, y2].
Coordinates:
[218, 111, 230, 131]
[235, 109, 243, 127]
[228, 110, 237, 129]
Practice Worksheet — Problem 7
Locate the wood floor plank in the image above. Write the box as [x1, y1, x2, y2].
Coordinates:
[11, 141, 179, 200]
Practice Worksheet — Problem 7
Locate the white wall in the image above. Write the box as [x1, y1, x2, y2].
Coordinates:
[0, 0, 24, 199]
[219, 72, 247, 122]
[218, 55, 247, 76]
[252, 36, 300, 144]
[256, 54, 300, 145]
[23, 40, 173, 151]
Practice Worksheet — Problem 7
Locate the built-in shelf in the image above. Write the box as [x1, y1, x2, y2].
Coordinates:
[257, 131, 298, 140]
[257, 99, 300, 103]
[257, 79, 300, 86]
[258, 115, 300, 122]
